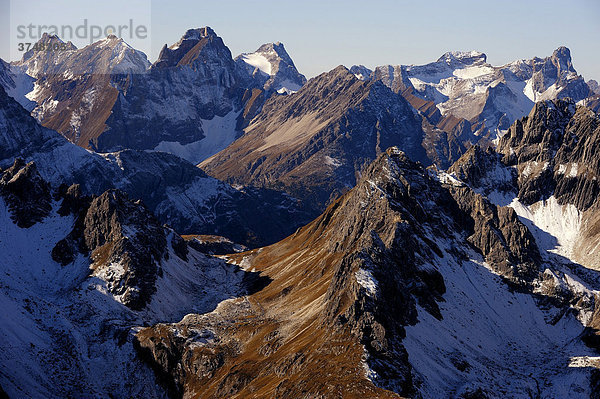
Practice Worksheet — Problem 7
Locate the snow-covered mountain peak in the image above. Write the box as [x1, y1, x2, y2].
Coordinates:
[255, 42, 294, 65]
[16, 34, 78, 77]
[24, 32, 76, 53]
[15, 34, 149, 77]
[31, 32, 73, 48]
[235, 41, 306, 94]
[86, 36, 150, 73]
[35, 32, 69, 46]
[97, 34, 131, 48]
[102, 34, 120, 42]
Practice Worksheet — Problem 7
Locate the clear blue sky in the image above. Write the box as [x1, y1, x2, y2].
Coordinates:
[1, 0, 599, 81]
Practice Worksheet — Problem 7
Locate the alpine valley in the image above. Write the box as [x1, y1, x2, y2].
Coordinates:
[1, 24, 600, 399]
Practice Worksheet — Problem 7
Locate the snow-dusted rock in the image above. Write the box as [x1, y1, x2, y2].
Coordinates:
[0, 163, 263, 398]
[236, 42, 306, 94]
[369, 47, 591, 140]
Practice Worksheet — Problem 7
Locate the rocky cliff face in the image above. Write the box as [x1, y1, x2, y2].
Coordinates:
[588, 80, 600, 95]
[500, 99, 600, 209]
[0, 159, 52, 228]
[448, 100, 600, 348]
[138, 147, 597, 398]
[0, 59, 35, 111]
[53, 188, 175, 310]
[99, 27, 250, 161]
[491, 98, 600, 269]
[201, 65, 429, 214]
[448, 144, 517, 198]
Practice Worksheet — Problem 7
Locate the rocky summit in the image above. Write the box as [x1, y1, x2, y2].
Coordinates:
[235, 42, 307, 94]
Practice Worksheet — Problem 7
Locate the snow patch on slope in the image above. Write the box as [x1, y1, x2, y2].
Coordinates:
[324, 155, 342, 168]
[509, 196, 581, 259]
[431, 171, 465, 187]
[239, 52, 272, 75]
[154, 111, 240, 164]
[2, 66, 36, 111]
[403, 245, 594, 398]
[484, 189, 583, 263]
[276, 79, 302, 94]
[453, 65, 494, 79]
[355, 268, 378, 297]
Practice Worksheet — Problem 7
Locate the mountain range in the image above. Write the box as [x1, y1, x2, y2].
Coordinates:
[356, 47, 591, 140]
[1, 25, 600, 399]
[0, 84, 308, 247]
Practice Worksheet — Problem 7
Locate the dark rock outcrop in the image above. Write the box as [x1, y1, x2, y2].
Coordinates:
[52, 189, 172, 310]
[498, 99, 600, 210]
[0, 159, 52, 228]
[448, 145, 517, 196]
[446, 185, 541, 283]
